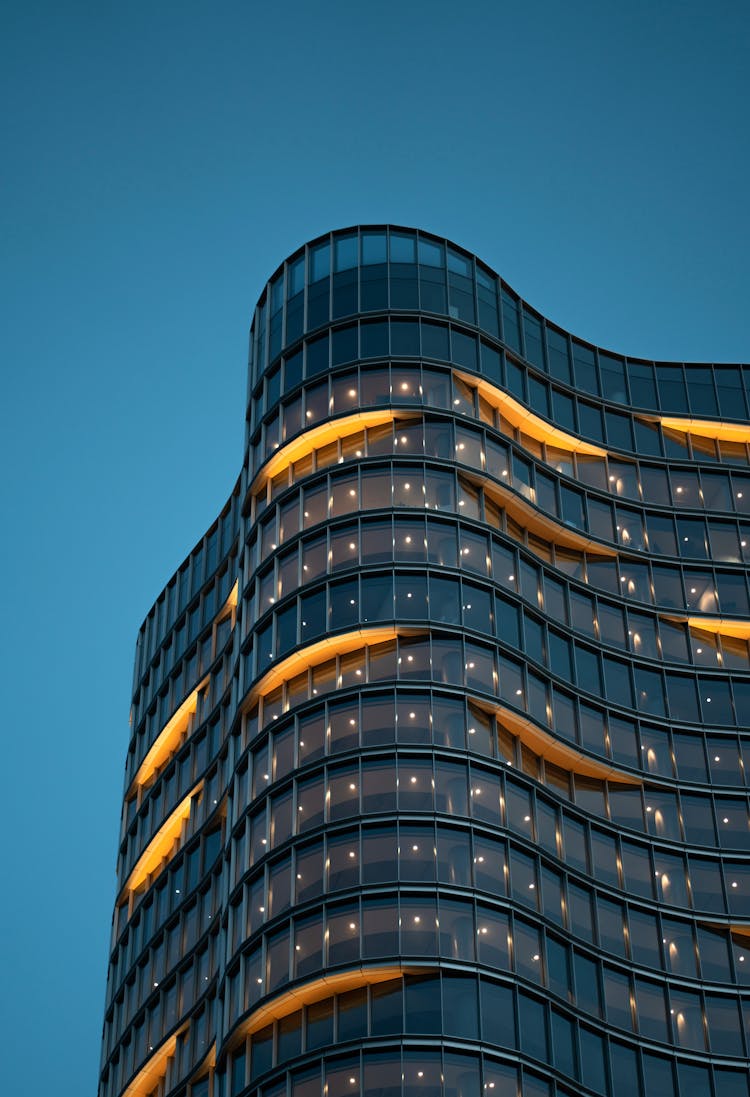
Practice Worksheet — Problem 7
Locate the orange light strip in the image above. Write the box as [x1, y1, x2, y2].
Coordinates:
[227, 965, 422, 1050]
[661, 417, 750, 445]
[121, 781, 203, 900]
[249, 630, 637, 785]
[132, 678, 209, 793]
[254, 411, 613, 558]
[247, 626, 404, 702]
[226, 578, 239, 611]
[703, 922, 750, 943]
[251, 409, 400, 494]
[119, 1022, 188, 1097]
[685, 617, 750, 640]
[478, 474, 617, 557]
[481, 698, 639, 785]
[455, 369, 608, 456]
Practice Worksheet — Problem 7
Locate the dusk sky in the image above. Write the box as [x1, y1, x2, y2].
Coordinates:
[1, 2, 749, 1094]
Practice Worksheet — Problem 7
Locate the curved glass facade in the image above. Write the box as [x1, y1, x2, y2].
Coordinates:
[100, 227, 750, 1097]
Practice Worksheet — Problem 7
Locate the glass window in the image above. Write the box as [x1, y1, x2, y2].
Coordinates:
[443, 973, 480, 1039]
[604, 967, 633, 1030]
[601, 353, 628, 402]
[546, 328, 570, 383]
[518, 992, 548, 1060]
[361, 899, 399, 960]
[629, 362, 657, 408]
[597, 897, 626, 958]
[573, 344, 599, 395]
[658, 365, 689, 412]
[551, 1008, 577, 1079]
[362, 825, 397, 881]
[328, 765, 359, 820]
[401, 897, 438, 954]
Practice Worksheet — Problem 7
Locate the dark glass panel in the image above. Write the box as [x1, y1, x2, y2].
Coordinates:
[518, 992, 547, 1061]
[573, 344, 599, 395]
[600, 352, 628, 402]
[628, 361, 657, 408]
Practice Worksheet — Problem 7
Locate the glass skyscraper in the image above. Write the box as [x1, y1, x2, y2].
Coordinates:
[100, 227, 750, 1097]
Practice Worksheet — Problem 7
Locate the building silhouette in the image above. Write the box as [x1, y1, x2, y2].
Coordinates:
[100, 227, 750, 1097]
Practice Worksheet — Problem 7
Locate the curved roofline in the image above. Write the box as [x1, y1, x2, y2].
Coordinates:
[252, 223, 746, 369]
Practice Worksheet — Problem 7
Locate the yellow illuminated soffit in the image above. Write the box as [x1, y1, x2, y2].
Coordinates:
[226, 578, 239, 610]
[248, 629, 633, 784]
[247, 625, 406, 703]
[685, 617, 750, 641]
[454, 369, 607, 457]
[226, 965, 423, 1049]
[119, 1023, 188, 1097]
[121, 780, 203, 900]
[660, 417, 750, 444]
[251, 409, 401, 494]
[478, 475, 617, 557]
[482, 698, 639, 785]
[131, 677, 209, 793]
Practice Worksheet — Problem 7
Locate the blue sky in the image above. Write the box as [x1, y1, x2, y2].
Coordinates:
[1, 2, 748, 1093]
